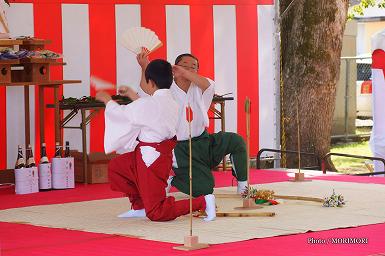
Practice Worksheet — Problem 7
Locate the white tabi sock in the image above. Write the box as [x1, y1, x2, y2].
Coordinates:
[237, 181, 248, 194]
[118, 209, 146, 218]
[204, 194, 216, 221]
[165, 176, 174, 194]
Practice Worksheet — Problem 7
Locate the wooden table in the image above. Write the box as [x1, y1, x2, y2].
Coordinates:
[0, 39, 81, 185]
[47, 100, 131, 184]
[2, 80, 82, 147]
[50, 96, 234, 183]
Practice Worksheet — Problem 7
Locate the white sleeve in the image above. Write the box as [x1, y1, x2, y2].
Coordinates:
[137, 86, 150, 98]
[201, 78, 215, 112]
[104, 101, 140, 154]
[192, 79, 214, 127]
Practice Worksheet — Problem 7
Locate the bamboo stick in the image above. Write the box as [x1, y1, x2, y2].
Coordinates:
[245, 97, 251, 196]
[274, 195, 324, 203]
[296, 91, 301, 173]
[216, 212, 275, 217]
[214, 193, 324, 203]
[188, 105, 193, 237]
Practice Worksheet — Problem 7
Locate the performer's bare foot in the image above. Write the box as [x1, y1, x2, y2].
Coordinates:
[204, 194, 216, 221]
[118, 209, 146, 218]
[237, 181, 248, 194]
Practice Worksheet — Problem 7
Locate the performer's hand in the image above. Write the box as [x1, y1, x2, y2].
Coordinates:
[172, 65, 190, 79]
[137, 47, 150, 70]
[96, 91, 112, 104]
[118, 85, 139, 101]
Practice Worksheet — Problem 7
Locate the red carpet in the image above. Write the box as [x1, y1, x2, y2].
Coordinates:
[1, 169, 385, 255]
[1, 221, 384, 256]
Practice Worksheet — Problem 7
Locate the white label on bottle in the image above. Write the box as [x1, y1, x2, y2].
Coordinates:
[38, 163, 52, 189]
[15, 167, 39, 194]
[52, 158, 75, 189]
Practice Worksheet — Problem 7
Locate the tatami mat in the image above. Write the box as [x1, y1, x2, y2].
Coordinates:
[1, 180, 385, 244]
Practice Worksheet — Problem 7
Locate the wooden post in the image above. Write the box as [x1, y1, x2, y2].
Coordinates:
[246, 97, 250, 191]
[292, 92, 310, 182]
[81, 109, 88, 184]
[220, 101, 226, 171]
[243, 97, 253, 207]
[297, 92, 301, 174]
[188, 105, 192, 237]
[24, 86, 30, 146]
[54, 85, 61, 144]
[174, 105, 208, 251]
[235, 98, 262, 210]
[38, 86, 45, 145]
[292, 91, 307, 182]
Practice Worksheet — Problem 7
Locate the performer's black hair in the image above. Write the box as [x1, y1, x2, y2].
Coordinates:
[174, 53, 199, 69]
[145, 59, 173, 89]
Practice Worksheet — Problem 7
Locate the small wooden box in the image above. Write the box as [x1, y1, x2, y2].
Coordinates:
[20, 59, 52, 82]
[24, 63, 50, 82]
[0, 60, 19, 83]
[72, 151, 117, 184]
[19, 39, 50, 51]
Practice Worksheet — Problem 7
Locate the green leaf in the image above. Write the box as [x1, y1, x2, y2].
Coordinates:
[348, 0, 385, 19]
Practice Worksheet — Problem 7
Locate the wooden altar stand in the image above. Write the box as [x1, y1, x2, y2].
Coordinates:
[0, 38, 81, 176]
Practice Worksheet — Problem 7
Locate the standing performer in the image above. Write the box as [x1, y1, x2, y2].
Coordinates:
[171, 54, 248, 196]
[97, 57, 215, 222]
[122, 53, 248, 197]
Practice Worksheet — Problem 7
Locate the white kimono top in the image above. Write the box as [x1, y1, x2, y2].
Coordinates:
[170, 79, 215, 141]
[104, 89, 178, 165]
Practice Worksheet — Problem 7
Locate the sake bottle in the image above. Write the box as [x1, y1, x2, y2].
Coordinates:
[15, 145, 25, 169]
[40, 142, 49, 164]
[64, 141, 70, 157]
[54, 142, 62, 158]
[26, 144, 36, 168]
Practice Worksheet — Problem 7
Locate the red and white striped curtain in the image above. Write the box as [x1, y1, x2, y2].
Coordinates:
[1, 0, 278, 169]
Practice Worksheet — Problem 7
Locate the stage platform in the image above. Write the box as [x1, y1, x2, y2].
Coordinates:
[1, 169, 385, 256]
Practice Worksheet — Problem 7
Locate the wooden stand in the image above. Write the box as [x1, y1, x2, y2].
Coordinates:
[294, 172, 304, 181]
[234, 98, 263, 210]
[234, 198, 263, 210]
[174, 106, 209, 252]
[289, 171, 312, 182]
[173, 236, 209, 251]
[289, 92, 311, 183]
[0, 38, 81, 168]
[243, 198, 254, 208]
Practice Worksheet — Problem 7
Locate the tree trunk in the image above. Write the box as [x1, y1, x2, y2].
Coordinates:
[280, 0, 349, 168]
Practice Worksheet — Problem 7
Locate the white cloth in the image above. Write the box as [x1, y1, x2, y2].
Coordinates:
[170, 78, 215, 141]
[103, 89, 178, 155]
[369, 69, 385, 172]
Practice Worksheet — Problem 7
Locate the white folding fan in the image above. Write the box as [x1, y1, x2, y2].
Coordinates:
[121, 27, 163, 54]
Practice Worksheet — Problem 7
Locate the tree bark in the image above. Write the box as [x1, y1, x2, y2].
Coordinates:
[280, 0, 349, 168]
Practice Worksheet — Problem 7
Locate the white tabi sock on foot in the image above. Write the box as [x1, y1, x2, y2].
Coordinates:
[237, 181, 248, 194]
[204, 194, 216, 221]
[165, 176, 174, 194]
[118, 209, 146, 218]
